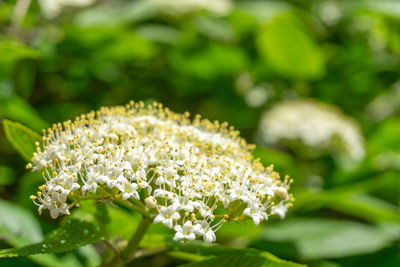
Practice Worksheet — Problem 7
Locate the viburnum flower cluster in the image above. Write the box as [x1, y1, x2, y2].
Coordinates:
[259, 99, 365, 162]
[28, 101, 293, 243]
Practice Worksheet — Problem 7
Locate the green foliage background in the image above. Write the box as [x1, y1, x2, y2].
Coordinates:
[0, 0, 399, 266]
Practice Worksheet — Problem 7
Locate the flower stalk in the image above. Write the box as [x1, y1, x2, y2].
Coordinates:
[121, 216, 153, 260]
[102, 216, 153, 266]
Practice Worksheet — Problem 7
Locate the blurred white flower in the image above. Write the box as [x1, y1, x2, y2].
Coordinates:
[365, 81, 400, 121]
[39, 0, 96, 19]
[149, 0, 232, 16]
[259, 99, 365, 162]
[245, 86, 269, 108]
[29, 101, 293, 242]
[317, 1, 342, 26]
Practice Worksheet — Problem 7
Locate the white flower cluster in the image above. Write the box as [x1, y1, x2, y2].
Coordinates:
[259, 99, 365, 162]
[29, 101, 292, 243]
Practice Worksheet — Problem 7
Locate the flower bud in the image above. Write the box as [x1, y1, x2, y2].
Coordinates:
[145, 196, 157, 209]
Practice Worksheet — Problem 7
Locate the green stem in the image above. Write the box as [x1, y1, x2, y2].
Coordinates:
[101, 216, 153, 267]
[121, 216, 153, 260]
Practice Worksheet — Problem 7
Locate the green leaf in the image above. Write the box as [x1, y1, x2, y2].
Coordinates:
[77, 245, 102, 267]
[354, 0, 400, 19]
[0, 39, 40, 65]
[179, 254, 272, 267]
[3, 119, 41, 162]
[136, 24, 181, 44]
[325, 193, 400, 224]
[0, 199, 43, 246]
[0, 96, 49, 132]
[169, 241, 304, 267]
[0, 199, 81, 267]
[0, 219, 104, 258]
[256, 218, 400, 259]
[217, 220, 262, 241]
[256, 13, 324, 79]
[169, 44, 248, 80]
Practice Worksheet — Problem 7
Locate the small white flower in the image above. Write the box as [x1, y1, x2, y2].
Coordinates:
[271, 202, 289, 219]
[118, 182, 139, 200]
[49, 202, 70, 219]
[154, 206, 180, 228]
[194, 220, 216, 243]
[244, 204, 267, 226]
[172, 196, 195, 212]
[174, 221, 196, 241]
[82, 180, 97, 195]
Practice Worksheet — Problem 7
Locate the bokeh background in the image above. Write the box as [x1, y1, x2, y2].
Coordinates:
[1, 0, 400, 266]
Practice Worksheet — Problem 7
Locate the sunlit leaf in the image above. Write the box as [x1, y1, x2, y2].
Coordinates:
[256, 13, 324, 79]
[3, 119, 41, 162]
[0, 39, 40, 65]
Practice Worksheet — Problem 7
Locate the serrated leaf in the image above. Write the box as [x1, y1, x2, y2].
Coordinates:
[169, 241, 304, 267]
[3, 119, 41, 162]
[0, 219, 104, 258]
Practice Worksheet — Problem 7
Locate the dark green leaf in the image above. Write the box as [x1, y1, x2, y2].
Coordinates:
[169, 241, 304, 267]
[0, 219, 104, 258]
[179, 254, 268, 267]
